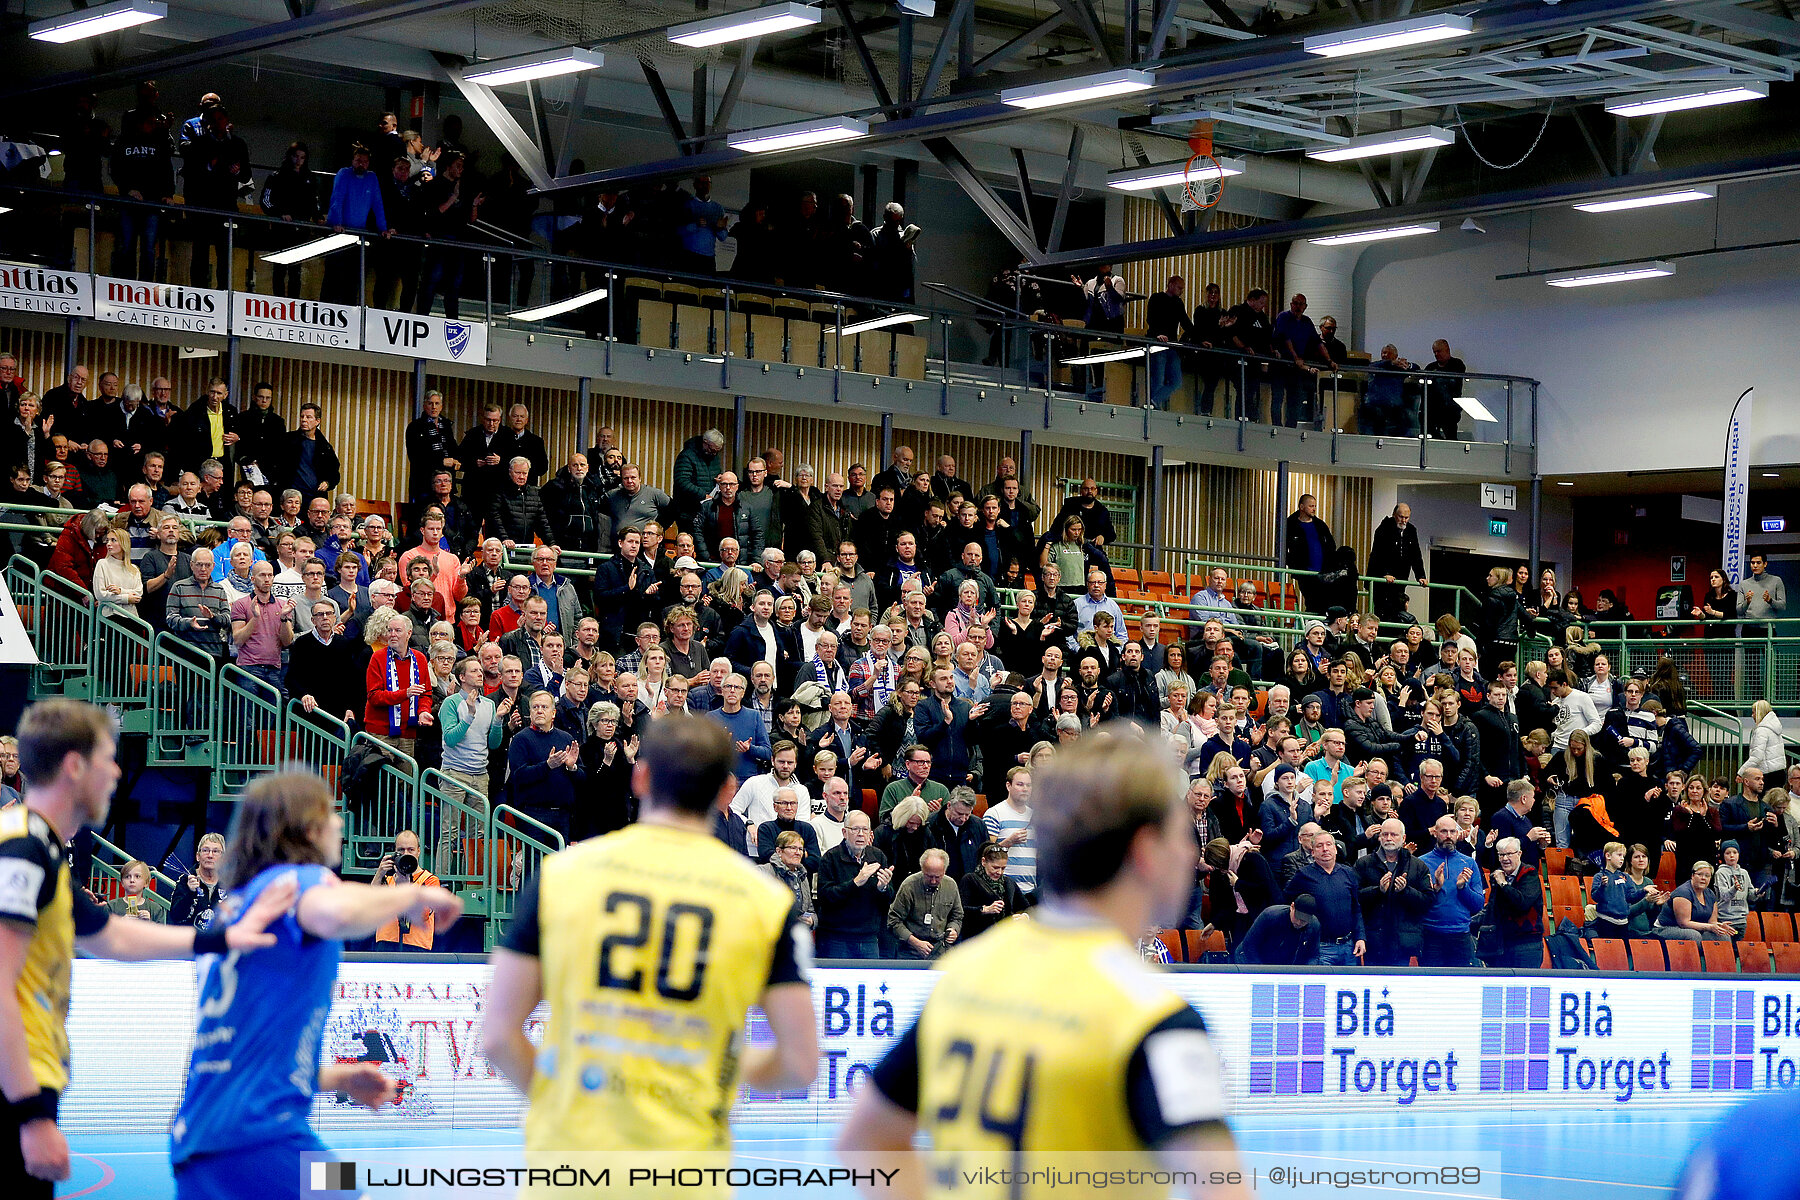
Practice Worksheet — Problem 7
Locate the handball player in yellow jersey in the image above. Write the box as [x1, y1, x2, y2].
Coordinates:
[484, 714, 817, 1194]
[839, 736, 1251, 1200]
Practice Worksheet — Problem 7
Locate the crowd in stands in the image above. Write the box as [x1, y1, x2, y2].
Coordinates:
[51, 84, 924, 308]
[4, 344, 1792, 968]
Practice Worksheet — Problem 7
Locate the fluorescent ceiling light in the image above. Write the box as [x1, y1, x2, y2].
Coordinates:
[897, 0, 936, 13]
[727, 114, 869, 152]
[840, 312, 929, 335]
[1106, 157, 1246, 191]
[1556, 480, 1574, 486]
[1763, 471, 1782, 478]
[1306, 125, 1455, 162]
[510, 288, 610, 322]
[261, 232, 361, 265]
[30, 0, 164, 42]
[1545, 260, 1675, 288]
[1605, 82, 1767, 117]
[1063, 345, 1168, 366]
[1304, 12, 1472, 58]
[1310, 221, 1441, 246]
[0, 208, 12, 216]
[1000, 68, 1154, 110]
[463, 48, 604, 86]
[669, 3, 821, 47]
[1453, 395, 1499, 423]
[1574, 185, 1716, 213]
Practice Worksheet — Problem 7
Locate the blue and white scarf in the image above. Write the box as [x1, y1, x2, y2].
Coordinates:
[386, 647, 426, 735]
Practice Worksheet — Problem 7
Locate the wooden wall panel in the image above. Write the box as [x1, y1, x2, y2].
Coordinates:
[1117, 201, 1285, 330]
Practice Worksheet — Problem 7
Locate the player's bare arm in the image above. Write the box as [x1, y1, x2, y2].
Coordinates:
[482, 947, 543, 1094]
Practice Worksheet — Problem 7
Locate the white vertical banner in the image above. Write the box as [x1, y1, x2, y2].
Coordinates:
[1722, 386, 1754, 585]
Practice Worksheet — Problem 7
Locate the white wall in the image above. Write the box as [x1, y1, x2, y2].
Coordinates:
[1355, 175, 1800, 477]
[1398, 481, 1574, 573]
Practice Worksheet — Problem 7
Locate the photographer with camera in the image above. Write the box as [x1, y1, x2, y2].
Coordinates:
[374, 829, 442, 951]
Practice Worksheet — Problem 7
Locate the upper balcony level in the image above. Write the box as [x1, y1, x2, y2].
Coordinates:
[0, 186, 1537, 478]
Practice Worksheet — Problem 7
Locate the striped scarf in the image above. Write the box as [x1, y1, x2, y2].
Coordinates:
[385, 648, 426, 735]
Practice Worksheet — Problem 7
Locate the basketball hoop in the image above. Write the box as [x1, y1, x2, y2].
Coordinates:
[1181, 119, 1226, 212]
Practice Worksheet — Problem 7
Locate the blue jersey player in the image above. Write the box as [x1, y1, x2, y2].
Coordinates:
[170, 771, 462, 1200]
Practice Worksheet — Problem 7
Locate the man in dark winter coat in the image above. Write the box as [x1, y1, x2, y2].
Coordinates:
[486, 457, 555, 547]
[1353, 818, 1434, 967]
[540, 453, 610, 553]
[1367, 504, 1427, 622]
[672, 429, 725, 530]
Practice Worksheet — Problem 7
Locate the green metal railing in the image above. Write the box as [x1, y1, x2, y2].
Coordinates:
[0, 557, 564, 945]
[341, 733, 425, 879]
[485, 804, 565, 950]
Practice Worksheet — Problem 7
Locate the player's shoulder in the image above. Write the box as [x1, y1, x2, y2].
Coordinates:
[0, 807, 59, 864]
[0, 809, 62, 924]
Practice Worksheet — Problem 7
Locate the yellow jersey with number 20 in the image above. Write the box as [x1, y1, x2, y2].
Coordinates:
[512, 823, 809, 1163]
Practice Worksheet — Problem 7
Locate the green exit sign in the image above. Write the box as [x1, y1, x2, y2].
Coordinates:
[1489, 518, 1508, 537]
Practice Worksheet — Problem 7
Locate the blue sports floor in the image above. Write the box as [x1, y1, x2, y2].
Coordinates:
[63, 1109, 1711, 1198]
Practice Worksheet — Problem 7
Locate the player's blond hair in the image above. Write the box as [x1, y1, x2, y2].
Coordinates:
[1032, 737, 1184, 897]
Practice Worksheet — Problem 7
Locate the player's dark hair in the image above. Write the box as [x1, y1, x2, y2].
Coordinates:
[638, 714, 735, 817]
[221, 770, 334, 890]
[17, 698, 112, 788]
[1032, 738, 1183, 897]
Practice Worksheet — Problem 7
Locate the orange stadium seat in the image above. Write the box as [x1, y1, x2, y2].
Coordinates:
[1743, 912, 1764, 941]
[1542, 848, 1573, 876]
[1628, 939, 1668, 971]
[1762, 912, 1796, 942]
[1664, 940, 1702, 973]
[1591, 939, 1630, 971]
[1157, 930, 1185, 963]
[1700, 941, 1738, 973]
[1774, 943, 1800, 974]
[1739, 942, 1774, 973]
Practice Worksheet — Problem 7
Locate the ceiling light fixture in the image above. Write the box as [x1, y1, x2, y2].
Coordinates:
[668, 3, 821, 47]
[1106, 157, 1246, 192]
[1545, 260, 1675, 288]
[1453, 395, 1499, 422]
[29, 0, 164, 43]
[1309, 221, 1441, 246]
[1000, 68, 1154, 110]
[1604, 82, 1767, 117]
[727, 114, 869, 153]
[840, 312, 930, 335]
[1762, 471, 1781, 478]
[1303, 12, 1473, 58]
[463, 47, 604, 86]
[261, 233, 361, 265]
[1556, 480, 1574, 487]
[1063, 345, 1168, 366]
[1573, 185, 1717, 213]
[1306, 125, 1455, 162]
[510, 288, 611, 323]
[896, 0, 936, 13]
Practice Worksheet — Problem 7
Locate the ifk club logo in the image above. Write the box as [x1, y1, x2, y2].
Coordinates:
[310, 1160, 356, 1191]
[1247, 981, 1327, 1095]
[1691, 988, 1755, 1091]
[1479, 984, 1550, 1092]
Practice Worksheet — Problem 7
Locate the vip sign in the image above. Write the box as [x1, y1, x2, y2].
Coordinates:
[0, 263, 92, 316]
[94, 276, 227, 335]
[364, 307, 489, 366]
[231, 294, 359, 348]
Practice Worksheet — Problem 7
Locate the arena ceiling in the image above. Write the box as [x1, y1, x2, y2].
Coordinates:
[10, 0, 1800, 264]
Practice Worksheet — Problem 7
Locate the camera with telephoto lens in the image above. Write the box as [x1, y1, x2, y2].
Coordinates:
[395, 852, 419, 879]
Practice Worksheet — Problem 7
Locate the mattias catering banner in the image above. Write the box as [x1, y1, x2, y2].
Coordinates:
[58, 960, 1800, 1135]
